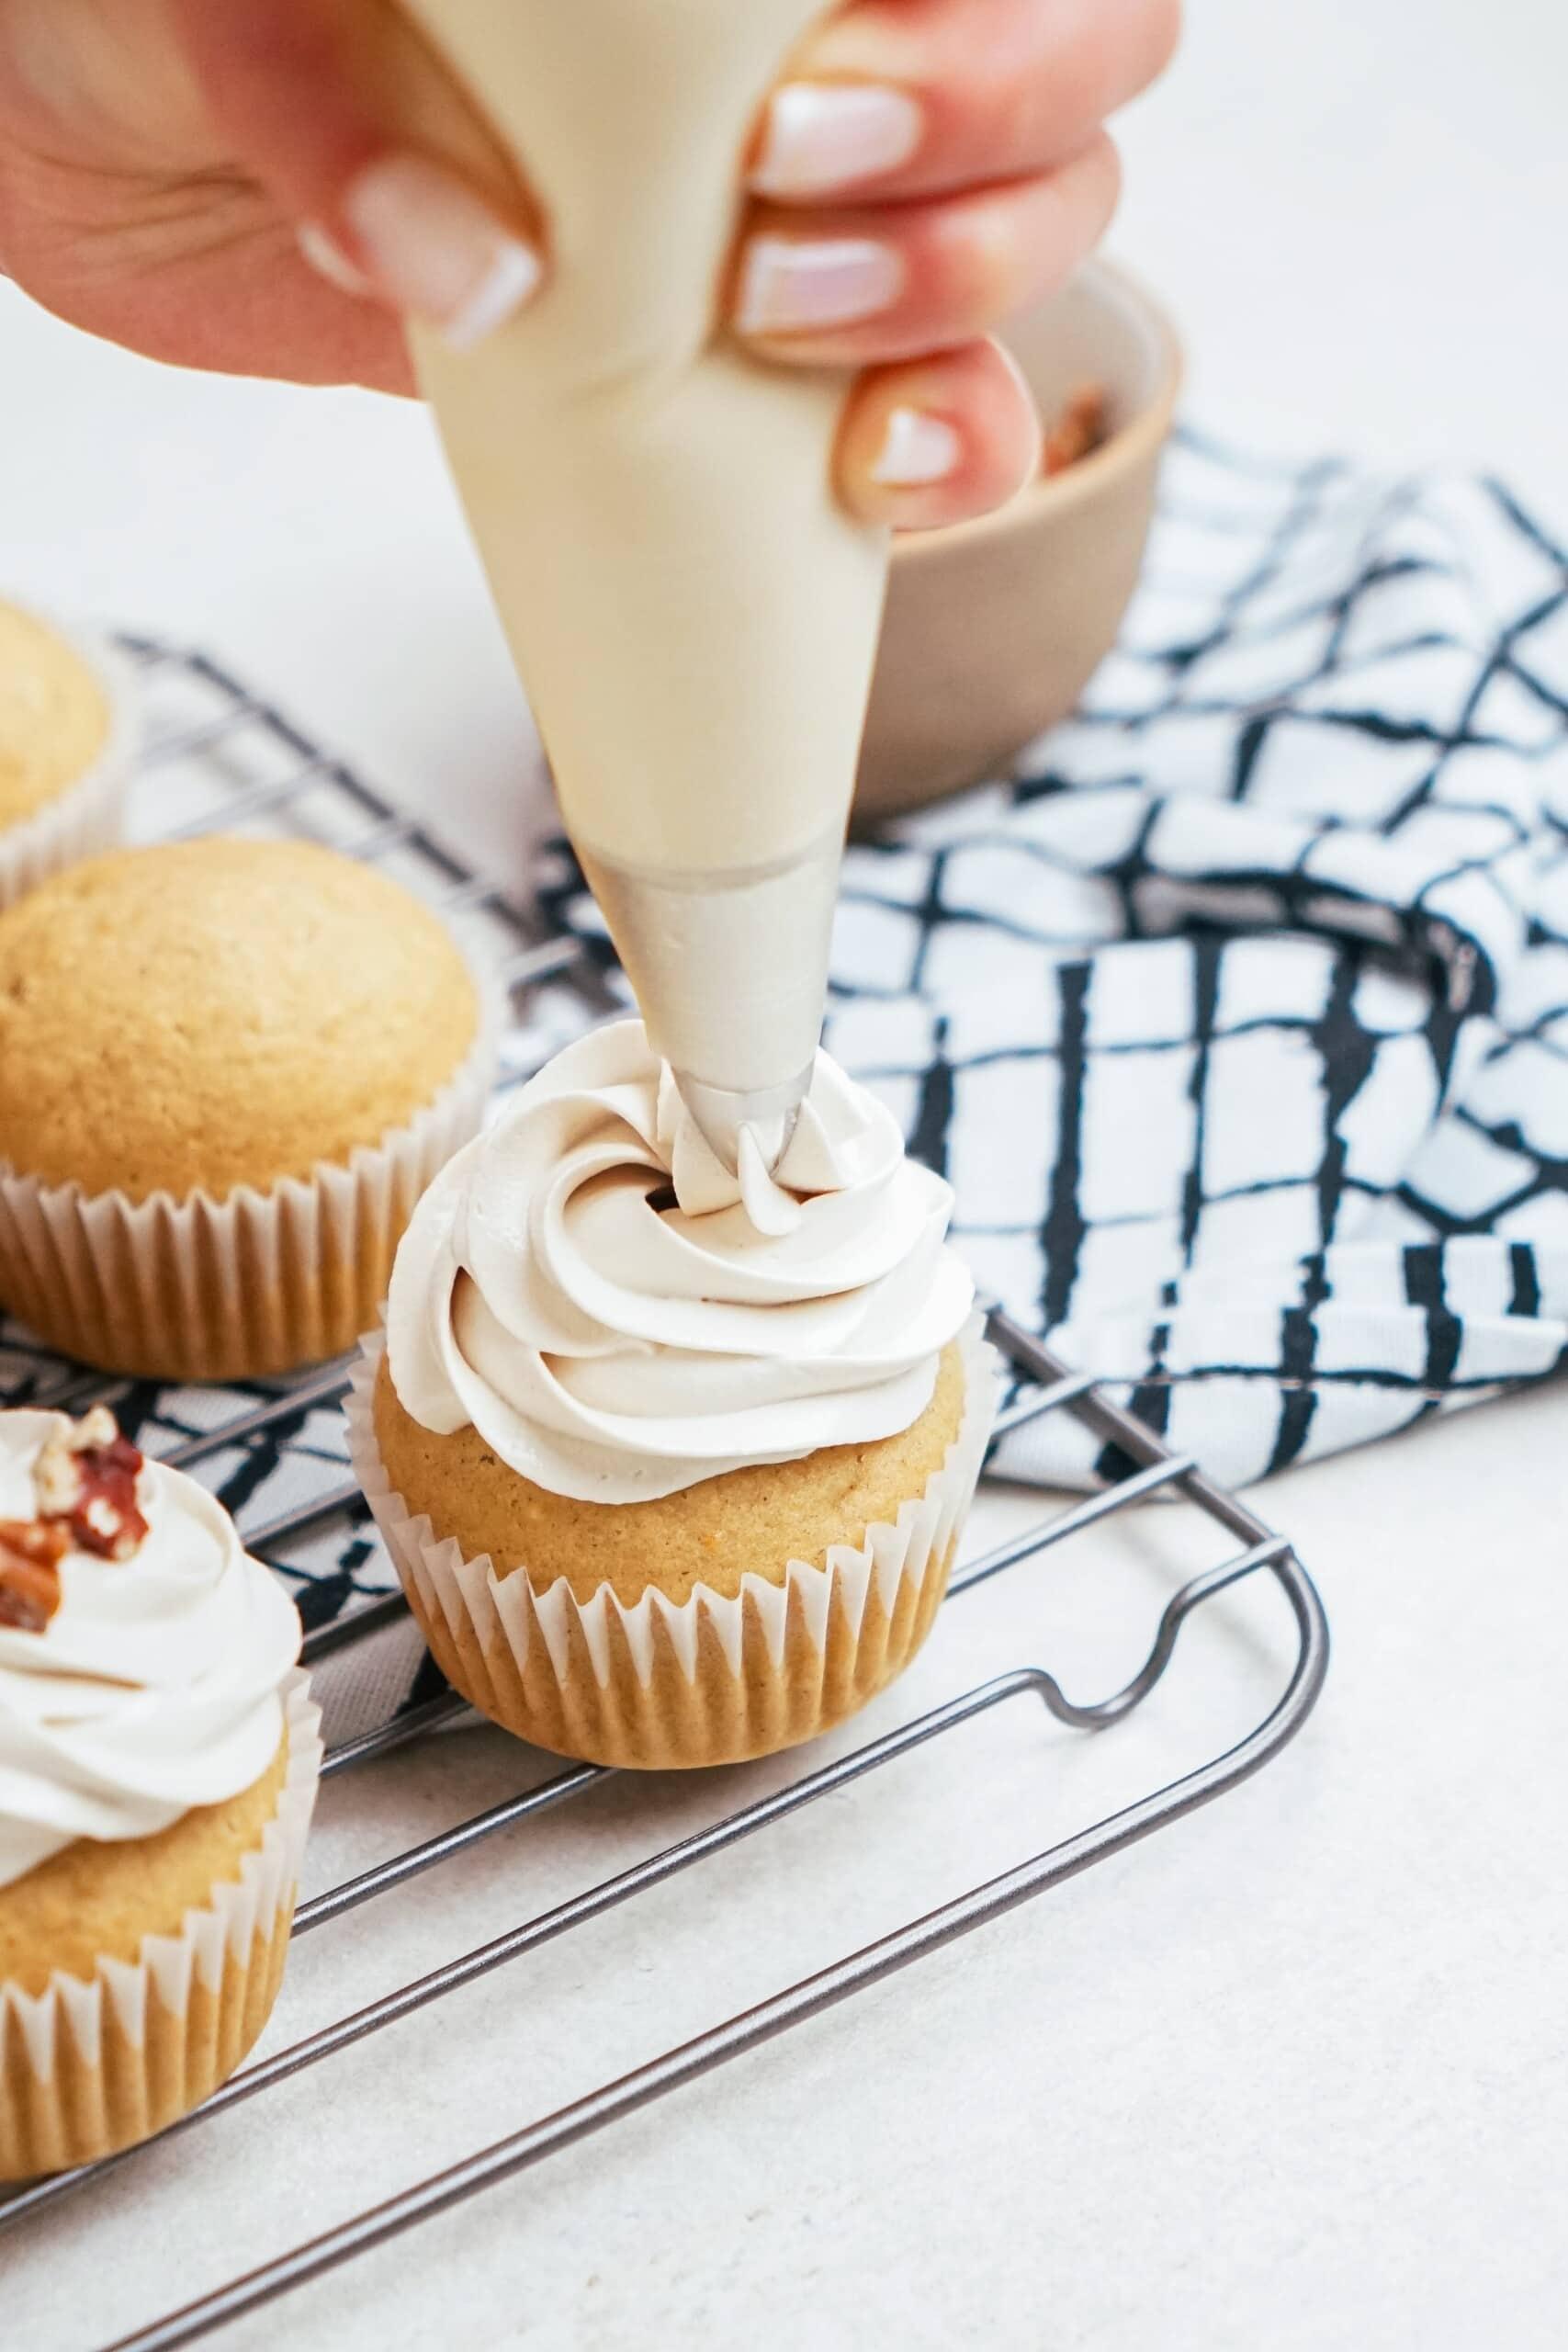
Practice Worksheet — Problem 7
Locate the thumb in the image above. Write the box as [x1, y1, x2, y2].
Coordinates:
[168, 0, 547, 348]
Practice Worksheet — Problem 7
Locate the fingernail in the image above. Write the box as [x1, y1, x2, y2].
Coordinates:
[752, 83, 922, 197]
[334, 153, 542, 348]
[298, 222, 376, 299]
[871, 407, 963, 487]
[737, 235, 903, 334]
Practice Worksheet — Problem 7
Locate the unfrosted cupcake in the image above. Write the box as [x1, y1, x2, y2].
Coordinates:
[348, 1020, 997, 1770]
[0, 837, 496, 1379]
[0, 599, 134, 910]
[0, 1405, 320, 2179]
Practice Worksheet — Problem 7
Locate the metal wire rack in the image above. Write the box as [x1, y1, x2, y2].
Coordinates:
[0, 638, 1329, 2350]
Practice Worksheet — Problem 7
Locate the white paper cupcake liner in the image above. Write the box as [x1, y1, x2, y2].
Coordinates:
[0, 943, 502, 1381]
[0, 1671, 321, 2179]
[0, 620, 139, 910]
[346, 1317, 1000, 1769]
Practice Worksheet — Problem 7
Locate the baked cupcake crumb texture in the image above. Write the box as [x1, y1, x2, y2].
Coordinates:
[0, 1727, 292, 1997]
[352, 1318, 995, 1770]
[0, 837, 479, 1202]
[0, 835, 495, 1381]
[372, 1339, 968, 1605]
[0, 601, 109, 826]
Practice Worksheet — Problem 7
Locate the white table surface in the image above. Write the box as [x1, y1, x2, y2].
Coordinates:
[5, 2, 1568, 2346]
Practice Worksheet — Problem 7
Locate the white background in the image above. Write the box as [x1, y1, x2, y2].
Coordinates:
[4, 2, 1568, 2346]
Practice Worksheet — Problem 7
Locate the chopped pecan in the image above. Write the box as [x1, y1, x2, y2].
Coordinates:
[0, 1520, 69, 1632]
[0, 1409, 148, 1634]
[65, 1433, 149, 1560]
[34, 1408, 149, 1561]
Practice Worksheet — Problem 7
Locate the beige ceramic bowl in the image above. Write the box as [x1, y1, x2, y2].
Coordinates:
[856, 259, 1182, 821]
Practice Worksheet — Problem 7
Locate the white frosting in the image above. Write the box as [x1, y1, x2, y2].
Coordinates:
[387, 1021, 975, 1504]
[0, 1416, 301, 1892]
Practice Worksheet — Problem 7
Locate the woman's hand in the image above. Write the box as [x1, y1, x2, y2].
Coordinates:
[0, 0, 1178, 529]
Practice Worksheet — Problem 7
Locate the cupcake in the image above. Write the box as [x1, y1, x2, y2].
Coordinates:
[0, 836, 497, 1379]
[347, 1019, 997, 1770]
[0, 598, 135, 910]
[0, 1404, 320, 2179]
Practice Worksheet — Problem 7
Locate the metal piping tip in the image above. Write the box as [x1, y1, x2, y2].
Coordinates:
[674, 1063, 816, 1179]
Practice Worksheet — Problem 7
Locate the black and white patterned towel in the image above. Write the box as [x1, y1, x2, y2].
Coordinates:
[553, 424, 1568, 1491]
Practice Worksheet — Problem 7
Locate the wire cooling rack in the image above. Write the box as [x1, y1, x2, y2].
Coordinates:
[0, 637, 1329, 2350]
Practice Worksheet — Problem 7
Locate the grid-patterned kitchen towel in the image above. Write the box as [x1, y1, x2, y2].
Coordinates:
[548, 423, 1568, 1493]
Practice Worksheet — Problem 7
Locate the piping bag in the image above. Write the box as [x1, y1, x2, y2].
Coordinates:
[401, 0, 889, 1189]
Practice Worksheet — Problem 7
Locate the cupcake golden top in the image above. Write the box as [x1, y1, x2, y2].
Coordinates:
[0, 602, 110, 827]
[0, 837, 479, 1201]
[386, 1019, 975, 1504]
[0, 1408, 301, 1890]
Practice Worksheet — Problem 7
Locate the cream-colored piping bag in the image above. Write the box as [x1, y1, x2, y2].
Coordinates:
[403, 0, 889, 1169]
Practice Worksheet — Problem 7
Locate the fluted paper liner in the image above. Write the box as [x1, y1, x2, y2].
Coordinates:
[0, 946, 502, 1380]
[346, 1317, 1000, 1770]
[0, 624, 138, 911]
[0, 1671, 321, 2180]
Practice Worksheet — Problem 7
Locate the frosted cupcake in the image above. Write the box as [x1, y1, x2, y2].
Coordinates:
[0, 599, 134, 910]
[0, 1406, 320, 2179]
[0, 837, 496, 1379]
[348, 1020, 997, 1769]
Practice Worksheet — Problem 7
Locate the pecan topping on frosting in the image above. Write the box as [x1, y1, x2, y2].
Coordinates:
[0, 1521, 69, 1632]
[0, 1408, 149, 1632]
[34, 1405, 149, 1561]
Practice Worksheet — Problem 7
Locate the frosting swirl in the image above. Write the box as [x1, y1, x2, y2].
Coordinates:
[387, 1020, 974, 1503]
[0, 1414, 301, 1891]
